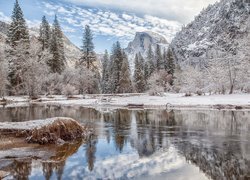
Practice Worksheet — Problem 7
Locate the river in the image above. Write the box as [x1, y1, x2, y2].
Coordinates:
[0, 105, 250, 179]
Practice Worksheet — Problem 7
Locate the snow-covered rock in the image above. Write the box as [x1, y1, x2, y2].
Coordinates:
[0, 117, 89, 144]
[171, 0, 250, 67]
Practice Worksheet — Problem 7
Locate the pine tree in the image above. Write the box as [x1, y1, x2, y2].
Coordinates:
[0, 59, 8, 98]
[49, 15, 65, 74]
[80, 25, 101, 94]
[110, 41, 123, 93]
[147, 45, 155, 77]
[101, 50, 110, 93]
[39, 16, 50, 50]
[6, 0, 30, 94]
[117, 52, 133, 93]
[134, 53, 146, 93]
[6, 0, 30, 48]
[81, 25, 95, 70]
[140, 52, 145, 71]
[156, 44, 163, 71]
[163, 49, 168, 71]
[107, 55, 115, 94]
[165, 48, 175, 86]
[166, 48, 175, 75]
[144, 61, 150, 80]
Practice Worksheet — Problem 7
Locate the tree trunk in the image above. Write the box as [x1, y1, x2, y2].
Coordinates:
[229, 84, 234, 94]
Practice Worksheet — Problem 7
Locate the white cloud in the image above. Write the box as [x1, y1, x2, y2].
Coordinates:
[64, 145, 207, 179]
[43, 2, 58, 10]
[0, 12, 11, 23]
[64, 0, 218, 23]
[0, 11, 40, 29]
[64, 17, 78, 24]
[58, 7, 70, 14]
[62, 25, 76, 33]
[26, 19, 41, 28]
[44, 10, 54, 16]
[41, 2, 182, 45]
[122, 14, 133, 21]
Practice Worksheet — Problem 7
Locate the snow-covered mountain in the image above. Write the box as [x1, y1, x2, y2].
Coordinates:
[0, 21, 81, 67]
[126, 31, 168, 54]
[62, 34, 82, 67]
[171, 0, 250, 66]
[125, 31, 169, 71]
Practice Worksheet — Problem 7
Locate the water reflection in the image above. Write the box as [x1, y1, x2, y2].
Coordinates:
[85, 137, 97, 172]
[0, 140, 82, 180]
[0, 106, 250, 179]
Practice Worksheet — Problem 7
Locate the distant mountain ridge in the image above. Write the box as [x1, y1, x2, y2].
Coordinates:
[171, 0, 250, 66]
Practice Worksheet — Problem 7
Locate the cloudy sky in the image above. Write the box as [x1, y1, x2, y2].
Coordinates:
[0, 0, 218, 52]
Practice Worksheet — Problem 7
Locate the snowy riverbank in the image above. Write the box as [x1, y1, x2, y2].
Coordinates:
[2, 93, 250, 110]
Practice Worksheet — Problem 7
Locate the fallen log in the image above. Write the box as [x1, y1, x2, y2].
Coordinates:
[0, 117, 90, 145]
[127, 104, 144, 108]
[0, 98, 7, 106]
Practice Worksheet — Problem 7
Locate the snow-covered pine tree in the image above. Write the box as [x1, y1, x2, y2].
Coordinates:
[163, 49, 167, 71]
[0, 56, 8, 98]
[39, 16, 50, 51]
[6, 0, 30, 94]
[144, 61, 150, 80]
[117, 51, 133, 93]
[79, 25, 101, 94]
[147, 45, 155, 77]
[134, 53, 146, 93]
[81, 25, 95, 70]
[155, 44, 163, 71]
[110, 41, 123, 93]
[166, 48, 175, 75]
[6, 0, 30, 48]
[49, 15, 65, 74]
[101, 50, 110, 93]
[106, 60, 113, 94]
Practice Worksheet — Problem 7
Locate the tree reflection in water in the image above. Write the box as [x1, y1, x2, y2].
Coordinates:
[0, 106, 250, 179]
[12, 159, 32, 180]
[0, 140, 82, 179]
[42, 161, 65, 180]
[42, 162, 53, 180]
[85, 137, 97, 171]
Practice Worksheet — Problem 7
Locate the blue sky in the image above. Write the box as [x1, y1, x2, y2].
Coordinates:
[0, 0, 217, 53]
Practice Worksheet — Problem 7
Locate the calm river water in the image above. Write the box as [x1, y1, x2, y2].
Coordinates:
[0, 105, 250, 180]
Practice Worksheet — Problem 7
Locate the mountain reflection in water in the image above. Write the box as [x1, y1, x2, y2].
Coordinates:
[0, 105, 249, 180]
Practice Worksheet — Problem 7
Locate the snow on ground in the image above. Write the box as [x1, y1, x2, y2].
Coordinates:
[0, 117, 74, 130]
[2, 93, 250, 109]
[4, 96, 30, 102]
[39, 93, 250, 109]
